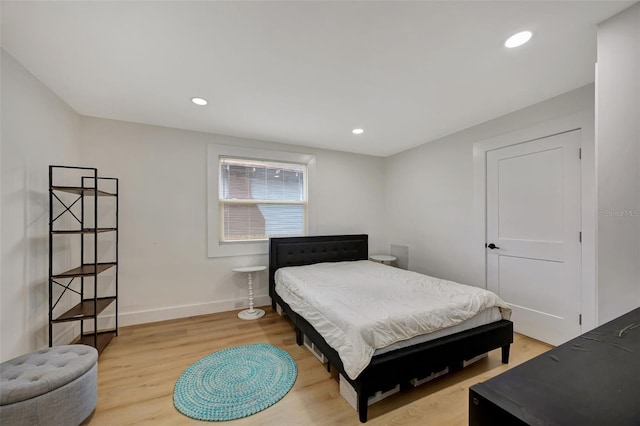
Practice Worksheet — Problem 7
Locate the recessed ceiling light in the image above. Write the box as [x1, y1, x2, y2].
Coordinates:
[191, 97, 208, 106]
[505, 31, 532, 48]
[352, 128, 364, 135]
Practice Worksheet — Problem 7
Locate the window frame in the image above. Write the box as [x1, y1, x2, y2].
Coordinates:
[207, 144, 316, 258]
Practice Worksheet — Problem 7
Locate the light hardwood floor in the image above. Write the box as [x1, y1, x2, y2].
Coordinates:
[87, 308, 551, 426]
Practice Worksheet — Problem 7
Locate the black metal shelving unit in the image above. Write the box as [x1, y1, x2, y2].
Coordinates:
[49, 165, 119, 354]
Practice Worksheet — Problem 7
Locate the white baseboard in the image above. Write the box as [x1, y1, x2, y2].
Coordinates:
[118, 296, 272, 327]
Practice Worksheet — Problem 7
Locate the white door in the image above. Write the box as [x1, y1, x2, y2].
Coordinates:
[486, 130, 582, 346]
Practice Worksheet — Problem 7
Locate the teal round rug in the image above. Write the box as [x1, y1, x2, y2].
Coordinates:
[173, 343, 297, 421]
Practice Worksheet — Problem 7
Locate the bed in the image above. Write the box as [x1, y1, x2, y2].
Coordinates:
[269, 234, 513, 423]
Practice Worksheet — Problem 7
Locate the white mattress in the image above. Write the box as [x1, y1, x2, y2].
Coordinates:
[275, 260, 511, 379]
[373, 307, 502, 355]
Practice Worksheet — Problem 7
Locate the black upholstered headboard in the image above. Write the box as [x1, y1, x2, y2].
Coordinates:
[268, 234, 368, 301]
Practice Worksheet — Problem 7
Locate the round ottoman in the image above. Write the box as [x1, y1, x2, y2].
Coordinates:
[0, 345, 98, 426]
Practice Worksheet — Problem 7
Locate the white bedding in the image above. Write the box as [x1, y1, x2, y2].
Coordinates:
[275, 260, 511, 379]
[373, 306, 502, 355]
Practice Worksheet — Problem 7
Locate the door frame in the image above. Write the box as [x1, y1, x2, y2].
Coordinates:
[472, 111, 597, 331]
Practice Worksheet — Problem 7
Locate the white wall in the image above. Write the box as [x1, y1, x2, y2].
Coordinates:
[384, 85, 595, 288]
[596, 3, 640, 324]
[4, 1, 637, 357]
[1, 49, 81, 361]
[79, 117, 385, 326]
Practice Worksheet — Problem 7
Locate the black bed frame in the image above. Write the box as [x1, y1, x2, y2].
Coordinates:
[269, 234, 513, 423]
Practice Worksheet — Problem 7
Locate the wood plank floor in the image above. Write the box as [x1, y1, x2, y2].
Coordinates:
[87, 308, 551, 426]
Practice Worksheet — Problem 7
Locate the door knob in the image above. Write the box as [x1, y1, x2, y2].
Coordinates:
[486, 243, 500, 249]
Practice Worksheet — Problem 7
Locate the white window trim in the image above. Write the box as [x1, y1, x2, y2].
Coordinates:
[207, 144, 316, 257]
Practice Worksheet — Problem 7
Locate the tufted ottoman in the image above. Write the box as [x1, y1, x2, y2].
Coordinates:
[0, 345, 98, 426]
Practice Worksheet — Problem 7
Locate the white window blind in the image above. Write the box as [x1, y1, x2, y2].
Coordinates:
[219, 157, 307, 242]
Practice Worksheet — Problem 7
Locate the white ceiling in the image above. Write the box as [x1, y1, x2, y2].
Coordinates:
[1, 1, 633, 157]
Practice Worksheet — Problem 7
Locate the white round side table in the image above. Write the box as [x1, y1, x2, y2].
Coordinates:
[369, 254, 397, 266]
[232, 266, 267, 320]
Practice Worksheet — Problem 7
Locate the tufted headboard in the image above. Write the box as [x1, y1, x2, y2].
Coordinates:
[268, 234, 368, 301]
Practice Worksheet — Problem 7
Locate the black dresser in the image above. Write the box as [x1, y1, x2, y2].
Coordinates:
[469, 307, 640, 426]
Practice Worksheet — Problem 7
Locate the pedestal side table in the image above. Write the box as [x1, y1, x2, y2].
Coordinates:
[369, 254, 397, 266]
[232, 266, 267, 320]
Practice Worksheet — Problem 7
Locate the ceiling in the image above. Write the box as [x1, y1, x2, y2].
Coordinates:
[1, 1, 633, 157]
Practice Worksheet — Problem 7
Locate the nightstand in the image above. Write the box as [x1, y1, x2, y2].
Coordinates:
[369, 254, 397, 266]
[232, 265, 267, 320]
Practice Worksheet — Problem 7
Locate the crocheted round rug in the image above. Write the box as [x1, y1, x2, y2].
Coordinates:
[173, 343, 297, 421]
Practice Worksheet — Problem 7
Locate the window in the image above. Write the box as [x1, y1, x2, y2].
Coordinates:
[219, 157, 307, 242]
[207, 144, 315, 257]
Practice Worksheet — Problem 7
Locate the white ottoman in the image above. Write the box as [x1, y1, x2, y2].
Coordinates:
[0, 345, 98, 426]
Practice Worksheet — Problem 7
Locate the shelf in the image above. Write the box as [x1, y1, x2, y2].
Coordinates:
[52, 262, 116, 278]
[51, 228, 117, 235]
[52, 297, 116, 323]
[51, 186, 116, 197]
[74, 330, 116, 354]
[49, 165, 119, 356]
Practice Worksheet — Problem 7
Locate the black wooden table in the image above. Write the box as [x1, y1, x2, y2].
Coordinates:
[469, 307, 640, 426]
